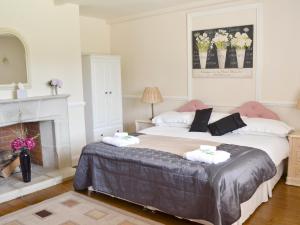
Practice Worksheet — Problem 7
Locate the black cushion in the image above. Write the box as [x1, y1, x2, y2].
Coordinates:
[189, 108, 213, 132]
[208, 113, 246, 136]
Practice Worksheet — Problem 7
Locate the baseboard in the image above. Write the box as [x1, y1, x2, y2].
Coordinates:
[286, 177, 300, 187]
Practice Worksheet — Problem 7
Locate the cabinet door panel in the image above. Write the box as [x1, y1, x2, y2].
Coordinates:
[91, 59, 108, 128]
[106, 60, 122, 125]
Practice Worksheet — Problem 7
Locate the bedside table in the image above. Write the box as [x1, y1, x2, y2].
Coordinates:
[286, 131, 300, 186]
[135, 119, 154, 132]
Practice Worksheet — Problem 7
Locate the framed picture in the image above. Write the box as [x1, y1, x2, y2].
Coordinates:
[192, 25, 254, 78]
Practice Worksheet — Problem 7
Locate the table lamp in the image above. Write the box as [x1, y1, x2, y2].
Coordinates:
[141, 87, 163, 120]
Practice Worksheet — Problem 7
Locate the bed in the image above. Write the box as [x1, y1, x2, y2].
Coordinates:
[74, 101, 291, 225]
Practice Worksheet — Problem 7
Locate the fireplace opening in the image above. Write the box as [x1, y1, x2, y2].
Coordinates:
[0, 122, 43, 166]
[0, 122, 42, 166]
[0, 120, 59, 180]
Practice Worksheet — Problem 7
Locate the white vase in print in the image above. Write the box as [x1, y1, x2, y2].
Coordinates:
[217, 49, 227, 69]
[199, 51, 208, 69]
[236, 48, 246, 69]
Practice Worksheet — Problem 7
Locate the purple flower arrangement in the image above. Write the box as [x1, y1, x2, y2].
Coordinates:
[11, 137, 36, 152]
[10, 125, 39, 183]
[49, 79, 63, 88]
[48, 79, 63, 95]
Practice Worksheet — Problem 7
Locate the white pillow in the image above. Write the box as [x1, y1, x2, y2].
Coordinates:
[209, 112, 230, 123]
[232, 117, 293, 137]
[153, 111, 230, 128]
[155, 122, 190, 128]
[152, 111, 194, 127]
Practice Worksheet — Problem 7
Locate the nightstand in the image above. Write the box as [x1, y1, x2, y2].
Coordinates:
[286, 131, 300, 186]
[135, 119, 154, 132]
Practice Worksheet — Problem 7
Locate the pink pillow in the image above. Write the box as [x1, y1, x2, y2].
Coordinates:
[231, 101, 280, 120]
[177, 100, 209, 112]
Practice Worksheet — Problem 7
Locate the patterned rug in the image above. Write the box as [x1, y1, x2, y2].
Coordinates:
[0, 191, 162, 225]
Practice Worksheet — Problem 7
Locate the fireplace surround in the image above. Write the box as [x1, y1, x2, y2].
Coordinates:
[0, 94, 72, 168]
[0, 95, 74, 203]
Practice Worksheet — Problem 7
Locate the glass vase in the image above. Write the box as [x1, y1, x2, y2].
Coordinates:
[19, 148, 31, 183]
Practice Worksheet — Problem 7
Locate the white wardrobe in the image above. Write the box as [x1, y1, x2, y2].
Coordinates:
[82, 55, 123, 143]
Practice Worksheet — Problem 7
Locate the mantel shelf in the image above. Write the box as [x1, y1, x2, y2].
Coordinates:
[0, 94, 70, 104]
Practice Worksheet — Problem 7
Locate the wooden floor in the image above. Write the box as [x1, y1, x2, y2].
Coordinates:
[0, 179, 300, 225]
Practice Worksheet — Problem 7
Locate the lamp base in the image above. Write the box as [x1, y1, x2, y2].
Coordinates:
[150, 103, 154, 120]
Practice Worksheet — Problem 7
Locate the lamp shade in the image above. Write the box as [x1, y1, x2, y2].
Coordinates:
[297, 99, 300, 109]
[141, 87, 163, 104]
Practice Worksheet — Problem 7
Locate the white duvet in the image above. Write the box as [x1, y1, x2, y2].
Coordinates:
[141, 126, 289, 166]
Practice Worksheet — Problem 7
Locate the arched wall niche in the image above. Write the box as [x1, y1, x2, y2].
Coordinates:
[0, 28, 31, 89]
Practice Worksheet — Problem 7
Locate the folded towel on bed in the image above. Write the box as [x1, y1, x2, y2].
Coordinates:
[102, 136, 140, 147]
[114, 132, 129, 137]
[199, 144, 217, 151]
[184, 149, 230, 164]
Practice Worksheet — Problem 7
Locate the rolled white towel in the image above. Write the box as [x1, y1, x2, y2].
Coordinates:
[212, 151, 231, 164]
[184, 149, 230, 164]
[114, 132, 128, 137]
[199, 145, 217, 152]
[102, 136, 139, 147]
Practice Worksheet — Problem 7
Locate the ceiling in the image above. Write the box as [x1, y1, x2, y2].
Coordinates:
[55, 0, 203, 20]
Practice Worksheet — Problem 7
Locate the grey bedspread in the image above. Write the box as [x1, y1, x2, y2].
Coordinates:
[74, 142, 276, 225]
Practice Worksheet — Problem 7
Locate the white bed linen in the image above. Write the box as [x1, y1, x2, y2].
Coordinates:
[140, 126, 289, 166]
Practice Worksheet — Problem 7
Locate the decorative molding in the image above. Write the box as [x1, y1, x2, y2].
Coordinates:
[109, 0, 243, 24]
[0, 94, 70, 104]
[261, 101, 296, 108]
[186, 12, 192, 101]
[123, 95, 188, 101]
[123, 95, 296, 108]
[255, 3, 263, 101]
[202, 101, 297, 109]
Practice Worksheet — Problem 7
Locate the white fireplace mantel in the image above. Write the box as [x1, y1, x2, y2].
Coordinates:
[0, 94, 70, 104]
[0, 94, 72, 169]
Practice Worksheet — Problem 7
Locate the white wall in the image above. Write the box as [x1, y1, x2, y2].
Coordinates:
[111, 0, 300, 131]
[0, 0, 86, 165]
[0, 36, 27, 84]
[112, 11, 188, 97]
[80, 16, 111, 54]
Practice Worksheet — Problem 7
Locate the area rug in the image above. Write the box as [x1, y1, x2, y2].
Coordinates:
[0, 191, 162, 225]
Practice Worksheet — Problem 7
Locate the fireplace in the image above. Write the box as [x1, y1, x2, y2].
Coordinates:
[0, 95, 74, 203]
[0, 95, 72, 168]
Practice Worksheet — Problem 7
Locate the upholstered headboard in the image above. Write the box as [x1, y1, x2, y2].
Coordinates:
[231, 101, 280, 120]
[177, 100, 209, 112]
